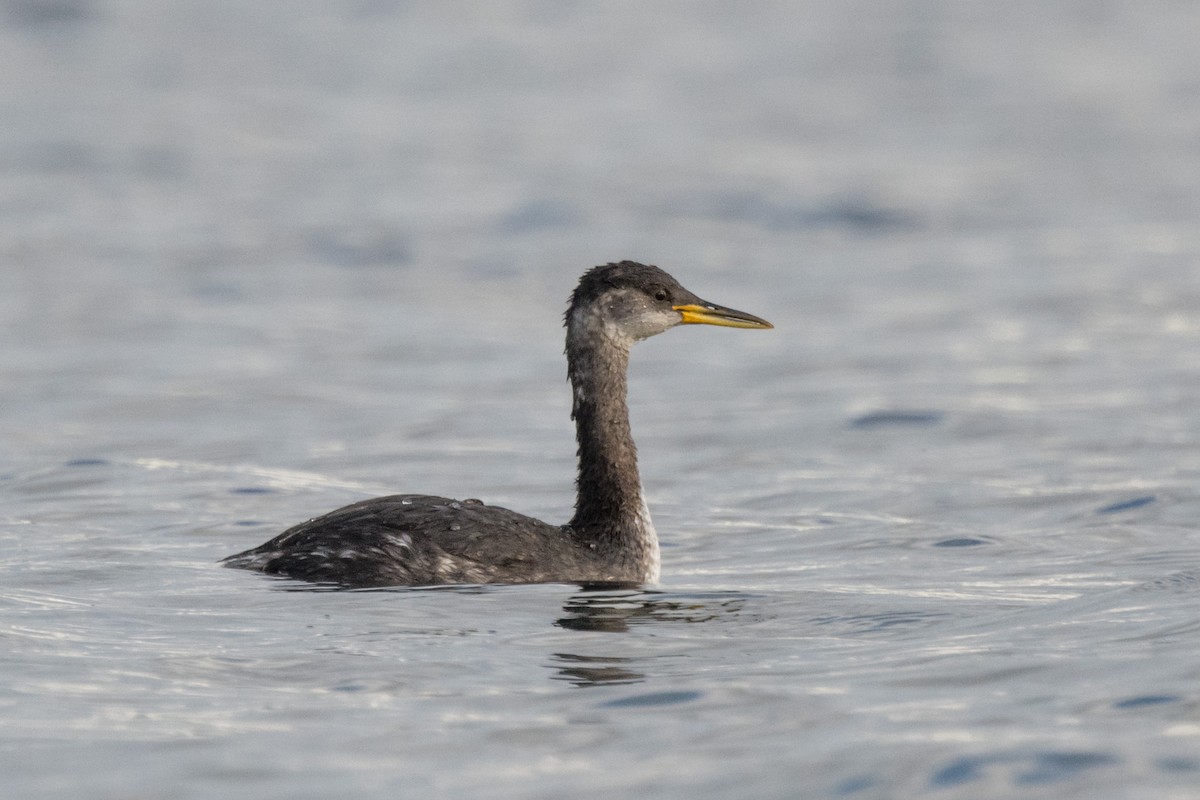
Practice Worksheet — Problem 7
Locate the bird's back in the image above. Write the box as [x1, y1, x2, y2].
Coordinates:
[222, 494, 604, 587]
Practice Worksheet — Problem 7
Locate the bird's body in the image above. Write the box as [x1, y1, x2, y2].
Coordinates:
[221, 495, 627, 587]
[222, 261, 771, 588]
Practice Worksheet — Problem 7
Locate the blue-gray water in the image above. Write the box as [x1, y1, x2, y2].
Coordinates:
[3, 2, 1200, 798]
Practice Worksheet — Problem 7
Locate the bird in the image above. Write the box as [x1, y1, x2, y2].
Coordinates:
[222, 261, 772, 587]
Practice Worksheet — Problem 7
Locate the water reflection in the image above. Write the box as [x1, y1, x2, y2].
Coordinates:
[555, 589, 753, 633]
[550, 653, 644, 687]
[930, 750, 1119, 788]
[549, 589, 756, 686]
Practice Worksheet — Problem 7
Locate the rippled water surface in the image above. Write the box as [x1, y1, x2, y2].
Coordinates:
[4, 3, 1200, 798]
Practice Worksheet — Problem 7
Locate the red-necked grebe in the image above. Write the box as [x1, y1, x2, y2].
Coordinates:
[222, 261, 772, 587]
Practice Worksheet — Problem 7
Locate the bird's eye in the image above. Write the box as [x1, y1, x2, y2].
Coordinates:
[653, 289, 669, 302]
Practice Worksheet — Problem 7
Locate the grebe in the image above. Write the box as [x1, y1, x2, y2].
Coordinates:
[222, 261, 772, 587]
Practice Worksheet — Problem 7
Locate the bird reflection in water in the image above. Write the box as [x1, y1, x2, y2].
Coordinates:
[551, 653, 645, 686]
[549, 589, 754, 687]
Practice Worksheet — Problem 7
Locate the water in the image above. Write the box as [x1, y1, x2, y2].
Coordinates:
[3, 2, 1200, 797]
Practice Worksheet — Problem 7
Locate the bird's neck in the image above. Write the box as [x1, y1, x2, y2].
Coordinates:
[565, 313, 659, 580]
